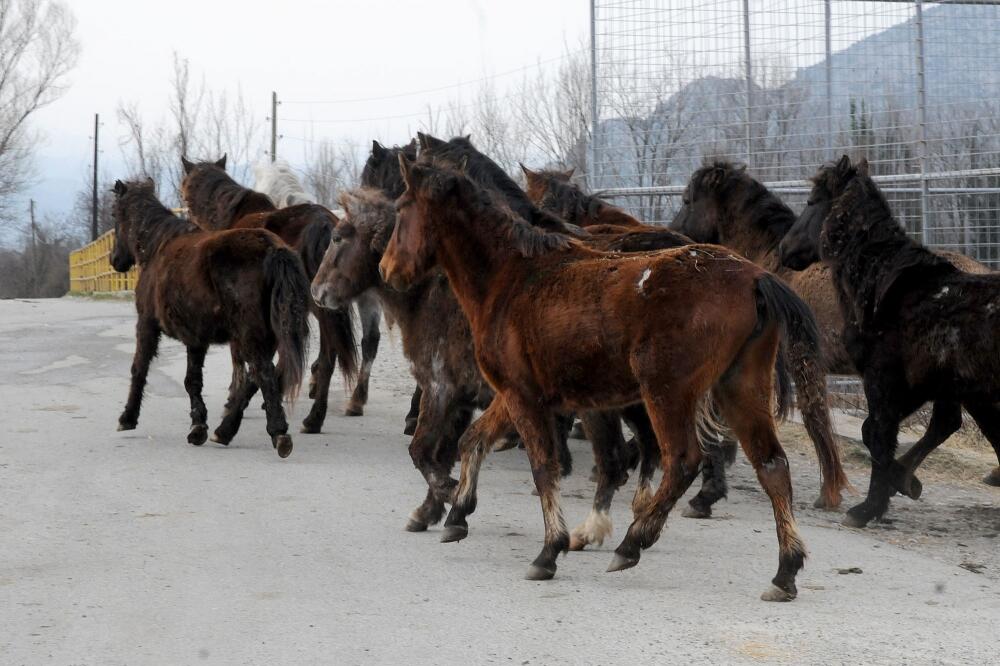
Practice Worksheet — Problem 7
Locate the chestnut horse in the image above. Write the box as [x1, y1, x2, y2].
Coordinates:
[311, 187, 657, 549]
[110, 180, 309, 458]
[381, 157, 849, 601]
[179, 156, 358, 437]
[528, 166, 849, 515]
[781, 157, 1000, 525]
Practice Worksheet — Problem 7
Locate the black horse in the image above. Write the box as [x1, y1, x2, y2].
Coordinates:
[782, 156, 1000, 526]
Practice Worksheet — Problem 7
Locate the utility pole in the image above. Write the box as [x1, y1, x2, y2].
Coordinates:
[29, 199, 37, 294]
[92, 113, 99, 241]
[270, 91, 278, 163]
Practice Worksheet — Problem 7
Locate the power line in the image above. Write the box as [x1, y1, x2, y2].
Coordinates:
[280, 50, 583, 106]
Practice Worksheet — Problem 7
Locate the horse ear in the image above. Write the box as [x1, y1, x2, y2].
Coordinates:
[519, 162, 534, 178]
[463, 134, 472, 142]
[113, 180, 127, 195]
[857, 157, 870, 177]
[181, 156, 195, 174]
[564, 167, 576, 179]
[398, 152, 415, 191]
[145, 176, 155, 187]
[457, 156, 469, 174]
[372, 140, 386, 159]
[836, 154, 852, 176]
[215, 154, 227, 170]
[418, 132, 444, 150]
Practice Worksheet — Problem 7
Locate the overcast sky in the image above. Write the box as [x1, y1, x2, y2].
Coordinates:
[22, 0, 588, 225]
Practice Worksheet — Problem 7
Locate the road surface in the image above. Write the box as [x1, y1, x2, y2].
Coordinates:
[1, 298, 998, 665]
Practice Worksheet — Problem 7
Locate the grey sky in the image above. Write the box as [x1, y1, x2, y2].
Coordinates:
[22, 0, 587, 224]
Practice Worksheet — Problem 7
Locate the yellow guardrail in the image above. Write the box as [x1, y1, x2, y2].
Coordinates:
[69, 230, 139, 293]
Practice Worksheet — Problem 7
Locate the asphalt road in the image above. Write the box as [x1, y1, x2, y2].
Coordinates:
[1, 298, 998, 665]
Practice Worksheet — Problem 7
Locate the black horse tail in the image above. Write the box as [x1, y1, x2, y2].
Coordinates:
[264, 247, 311, 403]
[755, 273, 852, 509]
[299, 217, 359, 384]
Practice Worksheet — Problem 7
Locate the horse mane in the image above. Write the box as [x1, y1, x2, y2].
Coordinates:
[340, 187, 397, 253]
[413, 163, 571, 258]
[184, 162, 275, 230]
[532, 170, 617, 225]
[419, 135, 569, 234]
[253, 159, 316, 207]
[827, 171, 957, 326]
[361, 140, 418, 199]
[690, 161, 796, 241]
[117, 182, 198, 263]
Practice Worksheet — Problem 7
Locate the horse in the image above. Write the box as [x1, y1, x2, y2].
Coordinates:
[253, 158, 385, 421]
[109, 179, 309, 458]
[528, 165, 848, 515]
[778, 156, 1000, 526]
[673, 161, 999, 502]
[310, 187, 656, 550]
[179, 156, 358, 437]
[381, 155, 849, 601]
[361, 139, 422, 435]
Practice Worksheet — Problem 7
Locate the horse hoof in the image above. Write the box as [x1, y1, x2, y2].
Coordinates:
[187, 426, 208, 446]
[117, 422, 136, 432]
[569, 422, 587, 440]
[568, 534, 588, 551]
[812, 495, 840, 510]
[760, 584, 796, 602]
[492, 438, 518, 452]
[403, 422, 417, 436]
[210, 432, 231, 446]
[525, 564, 556, 581]
[982, 468, 1000, 487]
[841, 511, 871, 529]
[275, 435, 293, 459]
[345, 405, 363, 417]
[606, 553, 639, 572]
[682, 503, 712, 519]
[405, 518, 428, 532]
[440, 525, 468, 543]
[300, 422, 321, 434]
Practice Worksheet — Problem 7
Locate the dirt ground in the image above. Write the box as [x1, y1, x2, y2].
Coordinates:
[2, 297, 998, 665]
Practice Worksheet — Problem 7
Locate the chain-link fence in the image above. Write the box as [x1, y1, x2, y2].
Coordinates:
[590, 0, 1000, 267]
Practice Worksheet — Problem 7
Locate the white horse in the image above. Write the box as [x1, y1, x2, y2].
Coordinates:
[254, 159, 384, 417]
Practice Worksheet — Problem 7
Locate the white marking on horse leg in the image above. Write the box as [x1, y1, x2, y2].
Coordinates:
[570, 508, 613, 549]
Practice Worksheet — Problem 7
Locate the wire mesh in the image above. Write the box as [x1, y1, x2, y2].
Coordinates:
[592, 0, 1000, 266]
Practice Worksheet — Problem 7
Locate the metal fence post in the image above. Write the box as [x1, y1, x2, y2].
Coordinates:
[743, 0, 753, 167]
[915, 0, 929, 243]
[590, 0, 599, 190]
[825, 0, 833, 157]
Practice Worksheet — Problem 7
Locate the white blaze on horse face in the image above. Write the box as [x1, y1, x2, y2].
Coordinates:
[637, 267, 652, 293]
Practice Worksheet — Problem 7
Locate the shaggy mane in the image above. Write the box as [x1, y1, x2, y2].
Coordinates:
[690, 160, 796, 240]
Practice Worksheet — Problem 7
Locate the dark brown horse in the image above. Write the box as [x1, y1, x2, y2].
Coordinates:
[529, 166, 849, 515]
[780, 157, 1000, 526]
[381, 156, 849, 601]
[110, 179, 309, 458]
[179, 156, 358, 437]
[311, 188, 658, 550]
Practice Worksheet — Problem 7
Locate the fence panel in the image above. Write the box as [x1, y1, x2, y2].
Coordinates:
[68, 230, 139, 293]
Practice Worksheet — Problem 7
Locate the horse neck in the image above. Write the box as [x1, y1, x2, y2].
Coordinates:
[723, 196, 792, 271]
[134, 208, 196, 263]
[596, 205, 640, 227]
[433, 204, 519, 322]
[374, 274, 432, 338]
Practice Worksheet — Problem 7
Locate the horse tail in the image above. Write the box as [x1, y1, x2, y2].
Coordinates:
[264, 246, 311, 404]
[299, 216, 359, 384]
[754, 273, 852, 509]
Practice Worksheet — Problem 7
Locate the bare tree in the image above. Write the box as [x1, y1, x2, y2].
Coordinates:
[301, 138, 362, 209]
[0, 0, 80, 222]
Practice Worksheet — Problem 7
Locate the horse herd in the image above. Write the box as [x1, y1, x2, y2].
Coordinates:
[107, 133, 1000, 603]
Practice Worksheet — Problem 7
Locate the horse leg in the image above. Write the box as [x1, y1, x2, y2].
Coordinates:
[405, 385, 458, 531]
[184, 346, 209, 446]
[894, 400, 962, 499]
[569, 411, 628, 551]
[555, 413, 574, 477]
[347, 295, 381, 417]
[301, 320, 334, 433]
[249, 353, 293, 459]
[682, 431, 729, 519]
[608, 393, 702, 574]
[844, 398, 904, 528]
[621, 404, 660, 517]
[441, 397, 512, 543]
[963, 401, 1000, 487]
[409, 404, 475, 532]
[118, 317, 160, 431]
[404, 386, 422, 436]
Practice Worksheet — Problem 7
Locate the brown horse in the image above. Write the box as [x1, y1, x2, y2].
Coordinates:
[179, 156, 358, 437]
[673, 161, 996, 497]
[529, 166, 849, 515]
[381, 156, 849, 601]
[110, 179, 309, 458]
[311, 188, 660, 550]
[522, 165, 642, 230]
